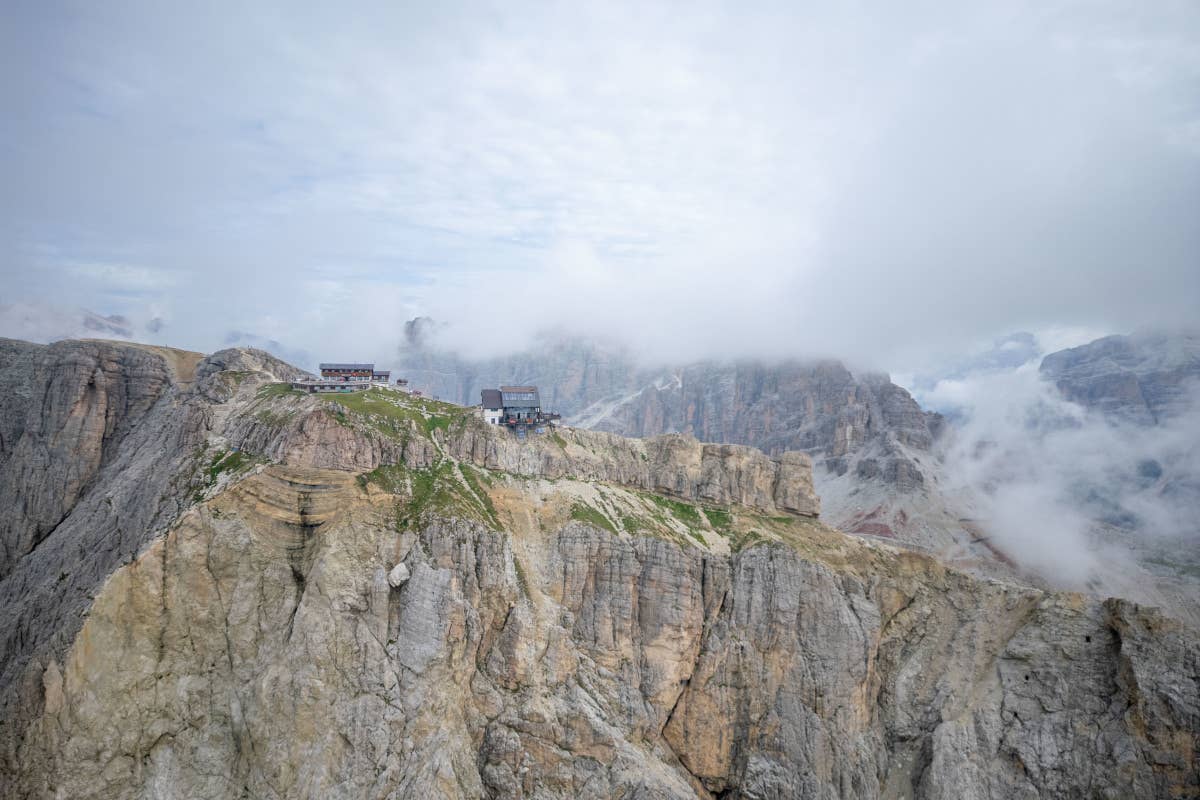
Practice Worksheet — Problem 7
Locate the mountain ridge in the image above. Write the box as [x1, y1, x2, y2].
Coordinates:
[0, 337, 1196, 799]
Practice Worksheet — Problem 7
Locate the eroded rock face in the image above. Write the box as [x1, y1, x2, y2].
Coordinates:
[0, 340, 304, 767]
[0, 339, 179, 578]
[226, 399, 820, 517]
[1040, 330, 1200, 425]
[6, 466, 1197, 799]
[395, 334, 941, 487]
[1, 339, 1196, 800]
[448, 426, 819, 517]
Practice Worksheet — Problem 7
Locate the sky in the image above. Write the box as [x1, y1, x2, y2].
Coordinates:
[2, 0, 1198, 372]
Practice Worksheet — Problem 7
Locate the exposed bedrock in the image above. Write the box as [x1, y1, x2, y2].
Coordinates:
[7, 466, 1197, 799]
[1, 340, 1195, 800]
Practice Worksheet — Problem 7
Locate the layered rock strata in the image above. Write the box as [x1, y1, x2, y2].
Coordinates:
[1040, 330, 1200, 424]
[8, 465, 1197, 799]
[0, 339, 1195, 799]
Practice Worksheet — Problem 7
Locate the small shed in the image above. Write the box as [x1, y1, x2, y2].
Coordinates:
[481, 389, 504, 425]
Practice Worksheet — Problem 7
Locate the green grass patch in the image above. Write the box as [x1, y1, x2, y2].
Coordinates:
[206, 449, 251, 481]
[570, 502, 618, 534]
[459, 463, 499, 526]
[406, 392, 466, 415]
[620, 514, 648, 535]
[326, 389, 469, 439]
[703, 507, 734, 530]
[192, 448, 260, 502]
[363, 463, 411, 494]
[645, 493, 704, 529]
[367, 459, 500, 530]
[550, 430, 568, 449]
[256, 382, 304, 399]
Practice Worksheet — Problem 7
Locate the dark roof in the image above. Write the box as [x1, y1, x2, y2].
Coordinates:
[372, 370, 390, 377]
[481, 389, 503, 408]
[319, 363, 374, 370]
[501, 387, 540, 408]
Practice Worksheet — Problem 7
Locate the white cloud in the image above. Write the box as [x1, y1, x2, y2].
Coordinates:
[929, 360, 1200, 590]
[64, 261, 178, 291]
[0, 1, 1196, 365]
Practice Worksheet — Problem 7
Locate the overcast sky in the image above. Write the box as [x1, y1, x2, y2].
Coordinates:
[2, 1, 1197, 370]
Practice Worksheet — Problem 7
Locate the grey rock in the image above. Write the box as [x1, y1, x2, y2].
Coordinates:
[396, 332, 941, 485]
[1040, 330, 1200, 424]
[5, 471, 1196, 799]
[388, 561, 412, 587]
[0, 338, 1195, 800]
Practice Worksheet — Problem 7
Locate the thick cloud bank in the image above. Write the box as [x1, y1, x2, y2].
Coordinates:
[2, 1, 1197, 367]
[919, 349, 1200, 591]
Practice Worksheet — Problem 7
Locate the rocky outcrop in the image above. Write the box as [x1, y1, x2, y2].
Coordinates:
[0, 339, 183, 579]
[224, 394, 820, 517]
[1040, 330, 1200, 424]
[6, 463, 1197, 799]
[448, 423, 819, 517]
[1, 339, 1196, 799]
[395, 331, 940, 477]
[193, 346, 310, 401]
[0, 340, 303, 770]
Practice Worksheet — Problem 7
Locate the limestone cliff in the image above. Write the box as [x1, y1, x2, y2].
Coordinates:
[394, 330, 940, 476]
[0, 339, 1196, 799]
[393, 330, 970, 554]
[1040, 330, 1200, 425]
[0, 338, 182, 579]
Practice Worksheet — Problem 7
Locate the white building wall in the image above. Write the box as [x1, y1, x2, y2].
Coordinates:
[482, 408, 503, 425]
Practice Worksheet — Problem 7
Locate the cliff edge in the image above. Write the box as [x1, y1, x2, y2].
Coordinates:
[0, 339, 1195, 799]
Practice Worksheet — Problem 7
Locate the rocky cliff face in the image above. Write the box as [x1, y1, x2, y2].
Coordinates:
[1, 339, 1196, 799]
[1040, 330, 1200, 425]
[0, 339, 179, 579]
[0, 340, 306, 760]
[394, 329, 969, 555]
[396, 328, 940, 467]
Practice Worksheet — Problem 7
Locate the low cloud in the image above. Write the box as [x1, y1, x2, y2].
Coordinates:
[922, 358, 1200, 590]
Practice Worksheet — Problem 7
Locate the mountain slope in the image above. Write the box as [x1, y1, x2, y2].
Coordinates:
[1033, 330, 1200, 612]
[1, 339, 1196, 799]
[1040, 330, 1200, 424]
[394, 329, 982, 559]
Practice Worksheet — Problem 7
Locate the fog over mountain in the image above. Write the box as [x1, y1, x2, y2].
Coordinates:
[2, 3, 1200, 794]
[392, 323, 1200, 623]
[915, 330, 1200, 605]
[0, 303, 139, 344]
